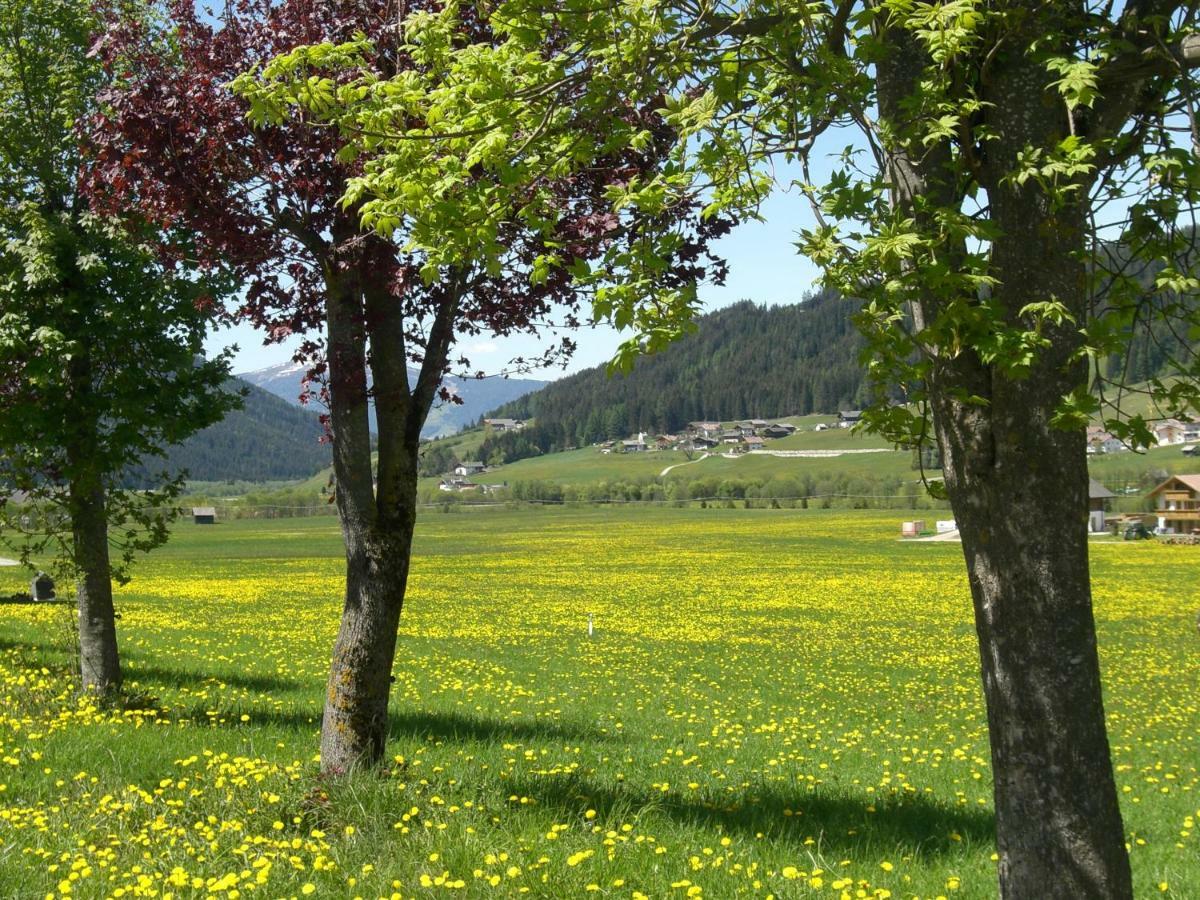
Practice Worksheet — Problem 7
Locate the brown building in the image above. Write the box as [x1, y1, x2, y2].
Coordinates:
[1147, 474, 1200, 534]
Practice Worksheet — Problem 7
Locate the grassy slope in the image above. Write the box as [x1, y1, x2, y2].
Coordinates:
[0, 509, 1193, 898]
[471, 422, 912, 487]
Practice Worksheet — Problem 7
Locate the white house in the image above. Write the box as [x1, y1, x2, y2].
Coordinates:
[1154, 419, 1190, 445]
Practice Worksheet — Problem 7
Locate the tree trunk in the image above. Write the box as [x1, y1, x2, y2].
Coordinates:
[319, 514, 415, 773]
[938, 403, 1131, 897]
[930, 189, 1132, 896]
[315, 236, 450, 774]
[69, 474, 121, 695]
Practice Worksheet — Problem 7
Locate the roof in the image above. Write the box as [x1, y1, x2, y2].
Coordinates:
[1147, 474, 1200, 496]
[839, 410, 863, 418]
[484, 418, 520, 426]
[459, 461, 483, 467]
[1087, 479, 1116, 500]
[192, 507, 216, 517]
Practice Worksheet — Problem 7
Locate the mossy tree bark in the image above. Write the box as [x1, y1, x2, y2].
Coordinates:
[311, 218, 462, 774]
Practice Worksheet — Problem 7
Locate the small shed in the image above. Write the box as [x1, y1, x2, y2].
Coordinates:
[192, 506, 216, 525]
[1087, 479, 1116, 533]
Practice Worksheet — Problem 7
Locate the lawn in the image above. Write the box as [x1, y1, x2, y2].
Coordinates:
[0, 509, 1195, 898]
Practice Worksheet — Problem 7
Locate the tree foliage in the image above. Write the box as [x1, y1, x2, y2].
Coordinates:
[0, 0, 236, 584]
[236, 0, 1200, 891]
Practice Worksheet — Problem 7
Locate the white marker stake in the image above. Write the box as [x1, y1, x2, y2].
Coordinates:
[587, 613, 594, 638]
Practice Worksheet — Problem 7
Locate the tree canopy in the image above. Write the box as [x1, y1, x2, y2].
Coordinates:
[0, 0, 237, 583]
[236, 1, 1200, 894]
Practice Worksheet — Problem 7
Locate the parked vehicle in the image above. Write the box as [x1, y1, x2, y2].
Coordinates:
[1124, 522, 1154, 540]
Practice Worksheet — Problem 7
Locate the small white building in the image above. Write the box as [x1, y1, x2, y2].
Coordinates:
[454, 461, 485, 476]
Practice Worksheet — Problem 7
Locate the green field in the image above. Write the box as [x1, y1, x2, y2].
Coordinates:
[0, 509, 1195, 898]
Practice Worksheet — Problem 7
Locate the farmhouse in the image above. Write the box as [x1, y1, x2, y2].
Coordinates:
[192, 506, 216, 525]
[439, 478, 480, 492]
[1152, 418, 1200, 445]
[454, 461, 485, 476]
[484, 418, 525, 433]
[838, 410, 862, 428]
[742, 435, 765, 451]
[1087, 479, 1116, 533]
[761, 423, 795, 439]
[621, 435, 648, 453]
[1147, 474, 1200, 534]
[1086, 427, 1127, 455]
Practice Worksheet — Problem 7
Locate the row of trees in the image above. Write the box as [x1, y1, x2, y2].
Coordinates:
[232, 2, 1200, 898]
[2, 0, 1198, 896]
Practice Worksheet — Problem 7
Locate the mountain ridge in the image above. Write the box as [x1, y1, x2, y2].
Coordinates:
[485, 292, 870, 450]
[238, 362, 549, 439]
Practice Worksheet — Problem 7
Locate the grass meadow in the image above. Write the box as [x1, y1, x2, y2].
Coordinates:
[0, 508, 1196, 899]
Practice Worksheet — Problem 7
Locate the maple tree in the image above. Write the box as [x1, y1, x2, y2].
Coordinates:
[0, 0, 236, 696]
[91, 0, 725, 771]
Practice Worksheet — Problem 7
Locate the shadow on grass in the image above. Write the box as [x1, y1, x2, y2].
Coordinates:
[162, 704, 617, 746]
[122, 661, 306, 694]
[503, 773, 994, 857]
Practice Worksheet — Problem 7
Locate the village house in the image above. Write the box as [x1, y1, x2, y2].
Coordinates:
[1087, 479, 1115, 533]
[838, 410, 862, 428]
[688, 421, 722, 437]
[1147, 474, 1200, 534]
[761, 423, 795, 439]
[742, 435, 765, 451]
[484, 418, 525, 433]
[439, 477, 481, 492]
[720, 429, 743, 445]
[1153, 418, 1195, 445]
[655, 435, 677, 450]
[1086, 427, 1127, 455]
[621, 434, 648, 453]
[454, 461, 486, 476]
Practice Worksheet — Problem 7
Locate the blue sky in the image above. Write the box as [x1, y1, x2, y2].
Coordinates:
[210, 182, 824, 379]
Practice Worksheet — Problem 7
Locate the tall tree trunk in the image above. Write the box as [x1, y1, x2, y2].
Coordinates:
[937, 390, 1131, 897]
[68, 472, 121, 695]
[930, 192, 1132, 896]
[64, 334, 121, 697]
[319, 496, 416, 773]
[315, 237, 456, 774]
[872, 9, 1133, 893]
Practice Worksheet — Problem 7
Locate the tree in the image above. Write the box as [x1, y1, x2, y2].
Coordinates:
[235, 1, 1200, 894]
[0, 0, 237, 696]
[93, 0, 724, 771]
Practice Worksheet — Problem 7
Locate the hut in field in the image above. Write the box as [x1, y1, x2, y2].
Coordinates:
[192, 506, 216, 525]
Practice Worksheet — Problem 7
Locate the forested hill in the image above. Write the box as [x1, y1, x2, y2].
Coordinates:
[123, 380, 329, 486]
[490, 292, 868, 446]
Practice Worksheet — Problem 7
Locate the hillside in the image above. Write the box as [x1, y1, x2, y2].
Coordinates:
[487, 293, 869, 448]
[124, 379, 329, 485]
[238, 362, 548, 439]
